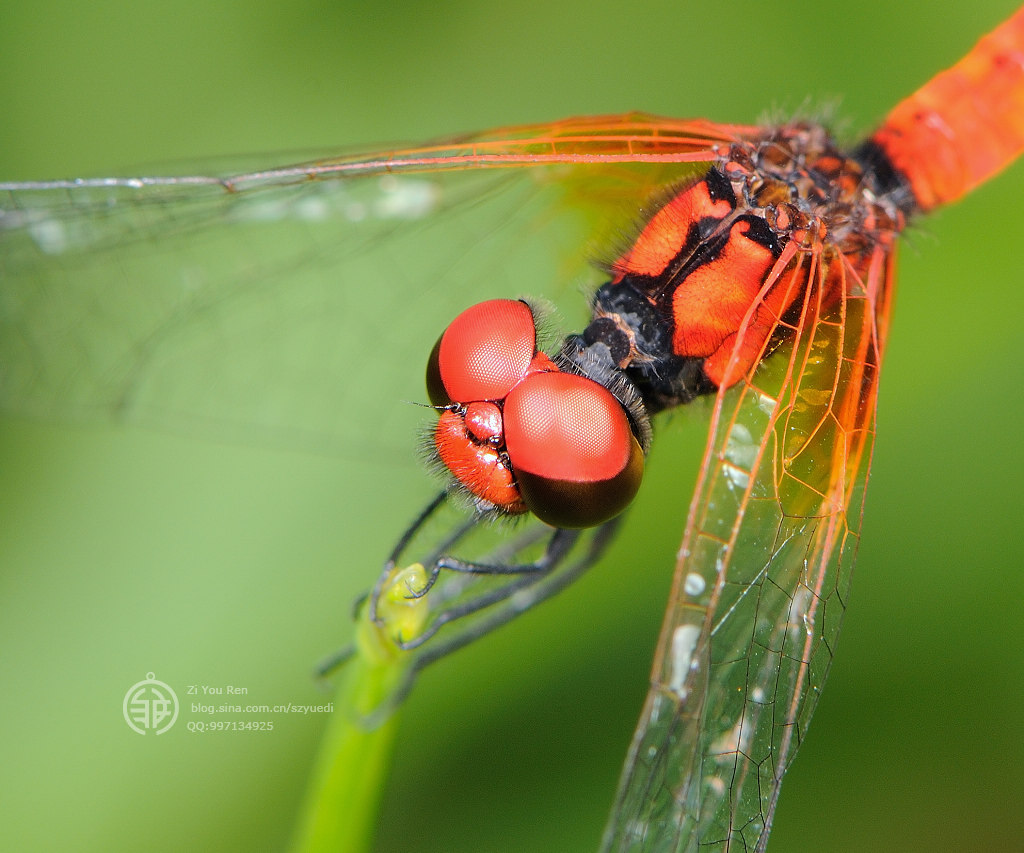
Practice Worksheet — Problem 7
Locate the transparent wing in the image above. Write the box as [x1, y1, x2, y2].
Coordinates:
[602, 235, 893, 851]
[0, 115, 747, 457]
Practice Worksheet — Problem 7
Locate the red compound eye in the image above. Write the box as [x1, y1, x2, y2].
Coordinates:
[503, 372, 644, 528]
[426, 299, 644, 527]
[426, 299, 537, 406]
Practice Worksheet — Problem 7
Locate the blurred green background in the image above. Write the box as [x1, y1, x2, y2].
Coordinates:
[2, 1, 1023, 851]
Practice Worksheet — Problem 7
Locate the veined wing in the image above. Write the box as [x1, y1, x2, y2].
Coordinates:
[602, 229, 893, 851]
[0, 115, 747, 457]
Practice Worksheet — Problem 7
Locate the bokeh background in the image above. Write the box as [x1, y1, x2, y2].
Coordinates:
[2, 0, 1022, 851]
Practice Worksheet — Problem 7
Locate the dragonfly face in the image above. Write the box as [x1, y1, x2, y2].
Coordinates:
[427, 297, 647, 527]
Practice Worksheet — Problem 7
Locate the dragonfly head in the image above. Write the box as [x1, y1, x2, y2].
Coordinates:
[426, 298, 645, 528]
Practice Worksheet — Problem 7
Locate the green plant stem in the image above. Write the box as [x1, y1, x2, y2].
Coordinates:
[290, 650, 407, 853]
[292, 563, 428, 852]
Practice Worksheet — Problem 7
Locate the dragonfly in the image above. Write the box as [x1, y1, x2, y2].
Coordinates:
[3, 6, 1024, 853]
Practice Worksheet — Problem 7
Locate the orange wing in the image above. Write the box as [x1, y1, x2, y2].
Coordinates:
[600, 227, 892, 851]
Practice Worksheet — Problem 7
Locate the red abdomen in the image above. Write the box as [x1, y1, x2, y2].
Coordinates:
[871, 7, 1024, 210]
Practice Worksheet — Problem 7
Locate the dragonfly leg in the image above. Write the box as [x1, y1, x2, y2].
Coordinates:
[406, 524, 581, 603]
[321, 490, 624, 711]
[377, 516, 623, 713]
[392, 527, 583, 650]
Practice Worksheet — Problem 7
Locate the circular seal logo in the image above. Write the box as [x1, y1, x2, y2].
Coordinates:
[123, 672, 179, 735]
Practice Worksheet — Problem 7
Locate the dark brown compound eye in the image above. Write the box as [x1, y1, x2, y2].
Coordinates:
[502, 371, 644, 528]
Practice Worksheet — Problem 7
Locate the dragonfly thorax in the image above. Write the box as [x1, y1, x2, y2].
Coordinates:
[724, 122, 907, 252]
[569, 122, 908, 412]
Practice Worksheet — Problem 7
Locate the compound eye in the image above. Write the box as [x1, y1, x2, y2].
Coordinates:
[503, 372, 644, 528]
[426, 299, 537, 407]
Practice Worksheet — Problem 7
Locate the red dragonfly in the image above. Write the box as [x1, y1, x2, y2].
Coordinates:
[2, 6, 1023, 853]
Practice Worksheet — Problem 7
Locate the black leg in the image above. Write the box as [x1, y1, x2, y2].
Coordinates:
[390, 526, 583, 649]
[368, 515, 623, 720]
[319, 489, 625, 716]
